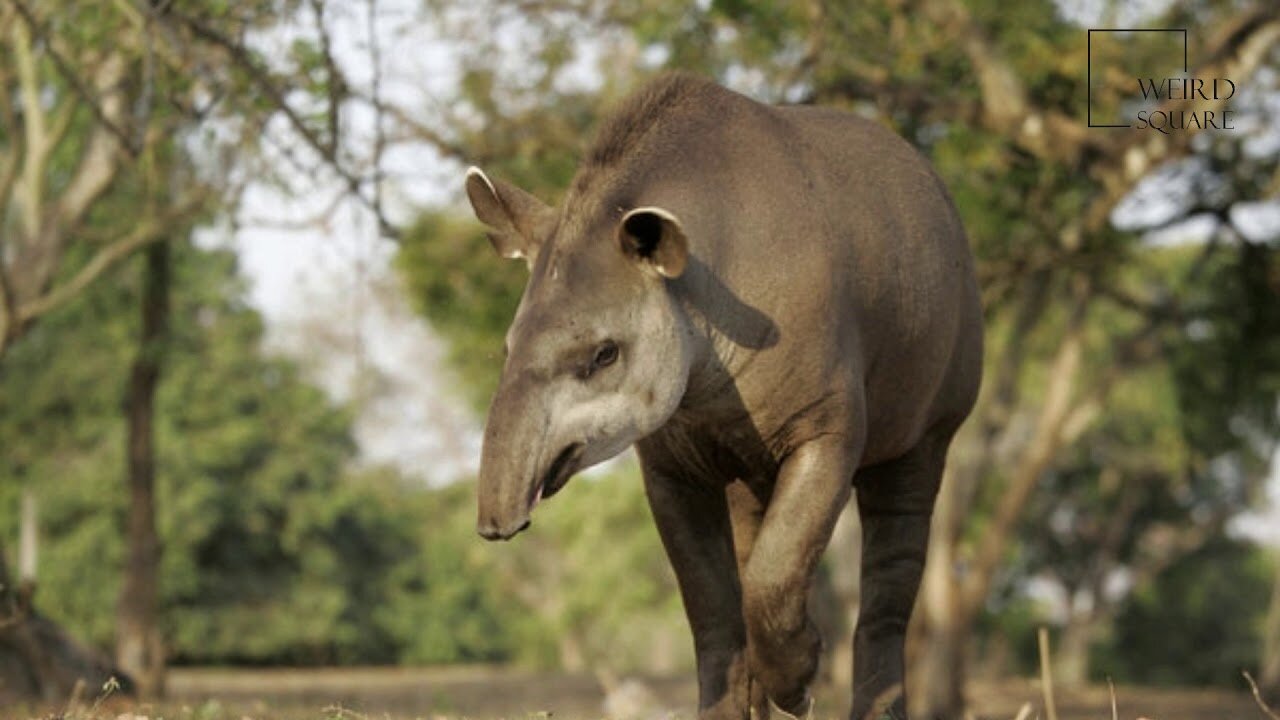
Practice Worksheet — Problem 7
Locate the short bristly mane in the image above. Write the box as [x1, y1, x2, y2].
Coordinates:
[583, 72, 712, 170]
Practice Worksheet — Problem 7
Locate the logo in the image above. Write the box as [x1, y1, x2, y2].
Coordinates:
[1087, 28, 1236, 134]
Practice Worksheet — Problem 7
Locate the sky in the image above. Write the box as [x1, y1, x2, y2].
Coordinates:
[207, 0, 1280, 539]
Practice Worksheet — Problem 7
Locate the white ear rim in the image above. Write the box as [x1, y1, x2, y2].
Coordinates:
[471, 166, 545, 270]
[468, 166, 527, 261]
[466, 166, 498, 198]
[621, 206, 683, 228]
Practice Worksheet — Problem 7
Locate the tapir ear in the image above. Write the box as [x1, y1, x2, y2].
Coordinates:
[617, 207, 688, 278]
[465, 166, 554, 268]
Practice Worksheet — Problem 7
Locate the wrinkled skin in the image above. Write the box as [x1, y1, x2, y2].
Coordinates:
[466, 74, 982, 720]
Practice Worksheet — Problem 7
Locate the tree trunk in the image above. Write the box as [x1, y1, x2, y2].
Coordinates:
[910, 465, 967, 720]
[911, 290, 1092, 719]
[913, 606, 966, 720]
[559, 632, 586, 672]
[115, 240, 169, 699]
[1054, 613, 1094, 688]
[818, 502, 860, 689]
[1261, 553, 1280, 704]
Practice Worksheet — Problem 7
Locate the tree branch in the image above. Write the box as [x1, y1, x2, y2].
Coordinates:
[6, 0, 140, 157]
[918, 0, 1099, 164]
[163, 6, 401, 239]
[366, 0, 386, 224]
[1082, 471, 1142, 612]
[309, 0, 342, 158]
[53, 54, 129, 235]
[913, 1, 1280, 235]
[960, 280, 1091, 616]
[12, 13, 47, 243]
[0, 43, 20, 211]
[359, 95, 472, 163]
[14, 192, 207, 327]
[0, 255, 16, 355]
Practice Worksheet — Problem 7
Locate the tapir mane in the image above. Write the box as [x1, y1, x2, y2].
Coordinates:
[581, 72, 716, 172]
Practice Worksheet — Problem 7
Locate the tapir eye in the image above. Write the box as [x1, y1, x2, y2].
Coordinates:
[592, 341, 619, 371]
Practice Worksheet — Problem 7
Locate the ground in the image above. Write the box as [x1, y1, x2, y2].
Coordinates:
[15, 667, 1268, 720]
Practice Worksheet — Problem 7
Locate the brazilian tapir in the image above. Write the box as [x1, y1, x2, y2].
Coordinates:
[464, 73, 982, 720]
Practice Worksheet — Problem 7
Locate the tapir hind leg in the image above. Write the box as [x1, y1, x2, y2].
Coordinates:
[849, 429, 951, 720]
[641, 458, 754, 720]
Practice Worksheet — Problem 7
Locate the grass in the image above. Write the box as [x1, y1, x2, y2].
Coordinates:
[18, 637, 1280, 720]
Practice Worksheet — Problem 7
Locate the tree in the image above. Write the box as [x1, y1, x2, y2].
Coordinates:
[0, 0, 266, 697]
[116, 240, 170, 697]
[1093, 537, 1273, 688]
[0, 0, 405, 696]
[0, 0, 216, 358]
[1263, 552, 1280, 703]
[0, 240, 445, 668]
[988, 208, 1280, 681]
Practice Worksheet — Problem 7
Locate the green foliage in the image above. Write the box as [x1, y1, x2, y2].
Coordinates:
[1094, 538, 1273, 687]
[467, 464, 691, 672]
[1168, 241, 1280, 464]
[374, 468, 690, 673]
[0, 235, 687, 671]
[0, 241, 504, 666]
[396, 213, 526, 410]
[374, 481, 519, 664]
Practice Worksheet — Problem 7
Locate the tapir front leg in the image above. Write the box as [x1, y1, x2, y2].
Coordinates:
[741, 435, 859, 717]
[640, 456, 754, 720]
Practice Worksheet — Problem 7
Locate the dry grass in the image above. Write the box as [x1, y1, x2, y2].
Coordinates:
[17, 642, 1280, 720]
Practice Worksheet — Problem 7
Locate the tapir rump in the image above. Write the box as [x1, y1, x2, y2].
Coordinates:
[464, 73, 982, 720]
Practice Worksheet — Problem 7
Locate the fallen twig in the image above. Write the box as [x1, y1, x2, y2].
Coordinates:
[1037, 627, 1059, 720]
[1244, 671, 1280, 720]
[1109, 677, 1118, 720]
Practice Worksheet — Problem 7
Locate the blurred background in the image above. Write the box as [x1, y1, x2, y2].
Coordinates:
[0, 0, 1278, 718]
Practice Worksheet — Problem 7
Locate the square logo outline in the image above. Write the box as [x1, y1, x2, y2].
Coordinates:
[1087, 28, 1188, 128]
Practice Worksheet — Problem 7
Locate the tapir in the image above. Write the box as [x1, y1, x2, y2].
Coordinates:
[464, 72, 982, 720]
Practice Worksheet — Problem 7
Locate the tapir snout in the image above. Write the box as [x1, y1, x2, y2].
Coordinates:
[475, 372, 586, 540]
[476, 376, 542, 540]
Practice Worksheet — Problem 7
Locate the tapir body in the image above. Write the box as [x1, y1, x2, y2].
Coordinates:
[465, 73, 982, 720]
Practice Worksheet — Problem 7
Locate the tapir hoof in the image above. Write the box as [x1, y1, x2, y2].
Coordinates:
[768, 694, 814, 720]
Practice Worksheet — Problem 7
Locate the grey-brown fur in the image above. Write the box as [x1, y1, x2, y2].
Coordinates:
[464, 73, 983, 720]
[583, 73, 705, 169]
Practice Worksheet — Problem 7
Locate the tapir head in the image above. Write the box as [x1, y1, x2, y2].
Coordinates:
[465, 167, 694, 540]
